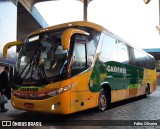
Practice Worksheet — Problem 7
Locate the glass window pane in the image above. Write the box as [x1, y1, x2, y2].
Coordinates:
[118, 42, 129, 64]
[72, 43, 86, 69]
[100, 34, 118, 62]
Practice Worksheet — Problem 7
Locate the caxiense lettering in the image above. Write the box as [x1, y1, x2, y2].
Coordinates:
[106, 65, 126, 74]
[19, 88, 38, 91]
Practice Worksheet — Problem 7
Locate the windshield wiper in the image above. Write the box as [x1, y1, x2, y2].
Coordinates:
[18, 46, 47, 85]
[18, 49, 38, 80]
[30, 47, 47, 84]
[37, 64, 47, 84]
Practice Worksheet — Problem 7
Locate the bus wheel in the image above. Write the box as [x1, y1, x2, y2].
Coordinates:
[98, 88, 108, 111]
[145, 85, 150, 97]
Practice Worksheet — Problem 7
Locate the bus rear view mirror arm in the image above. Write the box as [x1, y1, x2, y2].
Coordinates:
[3, 41, 23, 59]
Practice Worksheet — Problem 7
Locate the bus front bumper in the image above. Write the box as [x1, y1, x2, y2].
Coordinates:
[11, 92, 70, 114]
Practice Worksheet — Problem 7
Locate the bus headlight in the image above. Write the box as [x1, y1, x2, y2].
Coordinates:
[47, 82, 77, 97]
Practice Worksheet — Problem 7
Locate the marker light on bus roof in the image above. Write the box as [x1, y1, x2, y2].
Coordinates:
[28, 35, 39, 42]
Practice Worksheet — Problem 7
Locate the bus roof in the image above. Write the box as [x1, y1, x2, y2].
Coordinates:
[28, 21, 154, 59]
[29, 21, 105, 36]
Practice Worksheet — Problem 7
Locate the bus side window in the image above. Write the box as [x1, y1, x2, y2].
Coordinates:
[128, 46, 136, 65]
[134, 49, 148, 68]
[118, 42, 129, 64]
[99, 34, 118, 62]
[86, 33, 99, 67]
[148, 56, 155, 70]
[71, 43, 87, 76]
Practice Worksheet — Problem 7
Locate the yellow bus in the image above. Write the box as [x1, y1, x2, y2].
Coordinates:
[3, 21, 156, 114]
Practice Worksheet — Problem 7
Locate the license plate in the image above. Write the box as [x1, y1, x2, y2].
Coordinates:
[24, 103, 34, 109]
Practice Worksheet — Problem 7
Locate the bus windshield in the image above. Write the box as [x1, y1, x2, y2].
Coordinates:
[16, 32, 68, 85]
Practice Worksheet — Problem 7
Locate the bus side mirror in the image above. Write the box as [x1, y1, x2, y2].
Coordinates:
[3, 41, 23, 59]
[61, 28, 89, 50]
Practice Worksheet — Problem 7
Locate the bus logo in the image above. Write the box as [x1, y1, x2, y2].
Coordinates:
[20, 88, 38, 91]
[106, 65, 126, 74]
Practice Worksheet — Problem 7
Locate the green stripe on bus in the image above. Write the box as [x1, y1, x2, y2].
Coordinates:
[89, 61, 144, 92]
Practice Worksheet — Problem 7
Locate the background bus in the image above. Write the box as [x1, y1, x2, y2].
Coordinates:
[3, 21, 156, 114]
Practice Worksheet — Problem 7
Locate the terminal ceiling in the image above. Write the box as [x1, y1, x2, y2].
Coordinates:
[11, 0, 92, 11]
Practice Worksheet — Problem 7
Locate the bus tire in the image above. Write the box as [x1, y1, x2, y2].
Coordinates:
[98, 88, 108, 111]
[145, 84, 150, 98]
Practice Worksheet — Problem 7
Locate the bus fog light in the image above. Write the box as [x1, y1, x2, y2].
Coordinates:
[51, 103, 60, 110]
